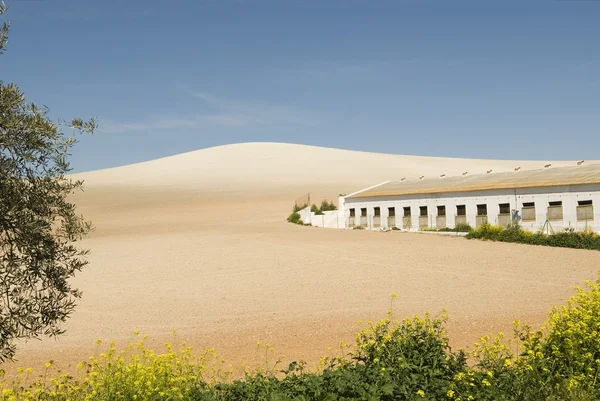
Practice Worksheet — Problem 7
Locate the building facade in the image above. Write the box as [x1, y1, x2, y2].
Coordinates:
[339, 164, 600, 233]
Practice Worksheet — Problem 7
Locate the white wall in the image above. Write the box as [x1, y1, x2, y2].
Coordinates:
[307, 210, 345, 228]
[298, 207, 345, 229]
[298, 206, 312, 224]
[340, 184, 600, 232]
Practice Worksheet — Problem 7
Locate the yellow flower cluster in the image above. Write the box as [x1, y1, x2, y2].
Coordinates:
[0, 332, 232, 400]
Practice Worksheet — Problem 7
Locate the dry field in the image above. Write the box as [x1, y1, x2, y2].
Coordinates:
[8, 143, 600, 372]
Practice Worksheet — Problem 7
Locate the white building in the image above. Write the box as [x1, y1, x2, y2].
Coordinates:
[337, 163, 600, 233]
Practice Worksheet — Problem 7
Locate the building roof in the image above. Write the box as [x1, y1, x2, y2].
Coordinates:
[346, 163, 600, 199]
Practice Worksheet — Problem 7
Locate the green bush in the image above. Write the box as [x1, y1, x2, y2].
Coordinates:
[287, 212, 303, 225]
[422, 224, 473, 233]
[319, 200, 337, 212]
[454, 223, 473, 233]
[290, 201, 336, 222]
[467, 224, 600, 251]
[293, 203, 309, 213]
[451, 275, 600, 401]
[4, 275, 600, 400]
[309, 200, 337, 215]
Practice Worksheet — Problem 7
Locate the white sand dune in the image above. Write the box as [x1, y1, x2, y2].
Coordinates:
[73, 142, 579, 191]
[11, 142, 600, 371]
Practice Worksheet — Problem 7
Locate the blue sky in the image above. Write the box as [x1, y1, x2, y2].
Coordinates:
[2, 0, 599, 172]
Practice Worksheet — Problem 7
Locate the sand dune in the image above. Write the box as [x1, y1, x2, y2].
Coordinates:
[71, 142, 579, 191]
[10, 143, 600, 371]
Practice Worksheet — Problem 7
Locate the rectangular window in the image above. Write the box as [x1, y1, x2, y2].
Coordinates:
[388, 207, 395, 217]
[437, 205, 446, 216]
[403, 206, 411, 217]
[419, 206, 428, 217]
[374, 207, 381, 217]
[477, 204, 487, 216]
[577, 200, 594, 221]
[456, 205, 466, 216]
[349, 208, 355, 217]
[497, 203, 512, 227]
[361, 208, 367, 217]
[522, 202, 535, 221]
[547, 201, 563, 220]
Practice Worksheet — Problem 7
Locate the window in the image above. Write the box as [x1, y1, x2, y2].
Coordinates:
[419, 206, 428, 217]
[403, 206, 411, 217]
[547, 201, 563, 220]
[477, 204, 487, 216]
[437, 205, 446, 216]
[577, 200, 594, 221]
[374, 207, 381, 217]
[388, 207, 395, 217]
[522, 202, 535, 221]
[497, 203, 512, 227]
[456, 205, 466, 216]
[349, 208, 355, 217]
[361, 208, 367, 217]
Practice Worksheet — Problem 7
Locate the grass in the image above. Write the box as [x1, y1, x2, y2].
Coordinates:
[3, 274, 600, 400]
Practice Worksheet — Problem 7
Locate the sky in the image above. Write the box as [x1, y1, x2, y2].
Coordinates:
[1, 0, 599, 172]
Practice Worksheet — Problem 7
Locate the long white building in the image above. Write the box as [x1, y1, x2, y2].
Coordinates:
[337, 163, 600, 233]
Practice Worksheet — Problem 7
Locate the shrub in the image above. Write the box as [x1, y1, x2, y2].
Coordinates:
[352, 312, 467, 400]
[451, 274, 600, 401]
[309, 200, 337, 215]
[286, 212, 303, 225]
[3, 275, 600, 400]
[293, 203, 308, 213]
[454, 223, 473, 233]
[466, 224, 600, 251]
[422, 224, 473, 233]
[467, 223, 505, 241]
[319, 200, 337, 212]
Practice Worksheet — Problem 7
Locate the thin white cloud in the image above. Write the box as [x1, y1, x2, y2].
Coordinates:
[98, 93, 319, 134]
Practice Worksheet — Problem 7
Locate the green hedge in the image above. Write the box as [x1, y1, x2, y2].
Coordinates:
[466, 224, 600, 251]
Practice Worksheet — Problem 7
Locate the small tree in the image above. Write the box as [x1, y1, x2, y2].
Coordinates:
[0, 4, 96, 361]
[319, 199, 337, 211]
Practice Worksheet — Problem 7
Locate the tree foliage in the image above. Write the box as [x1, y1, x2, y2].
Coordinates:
[0, 3, 96, 361]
